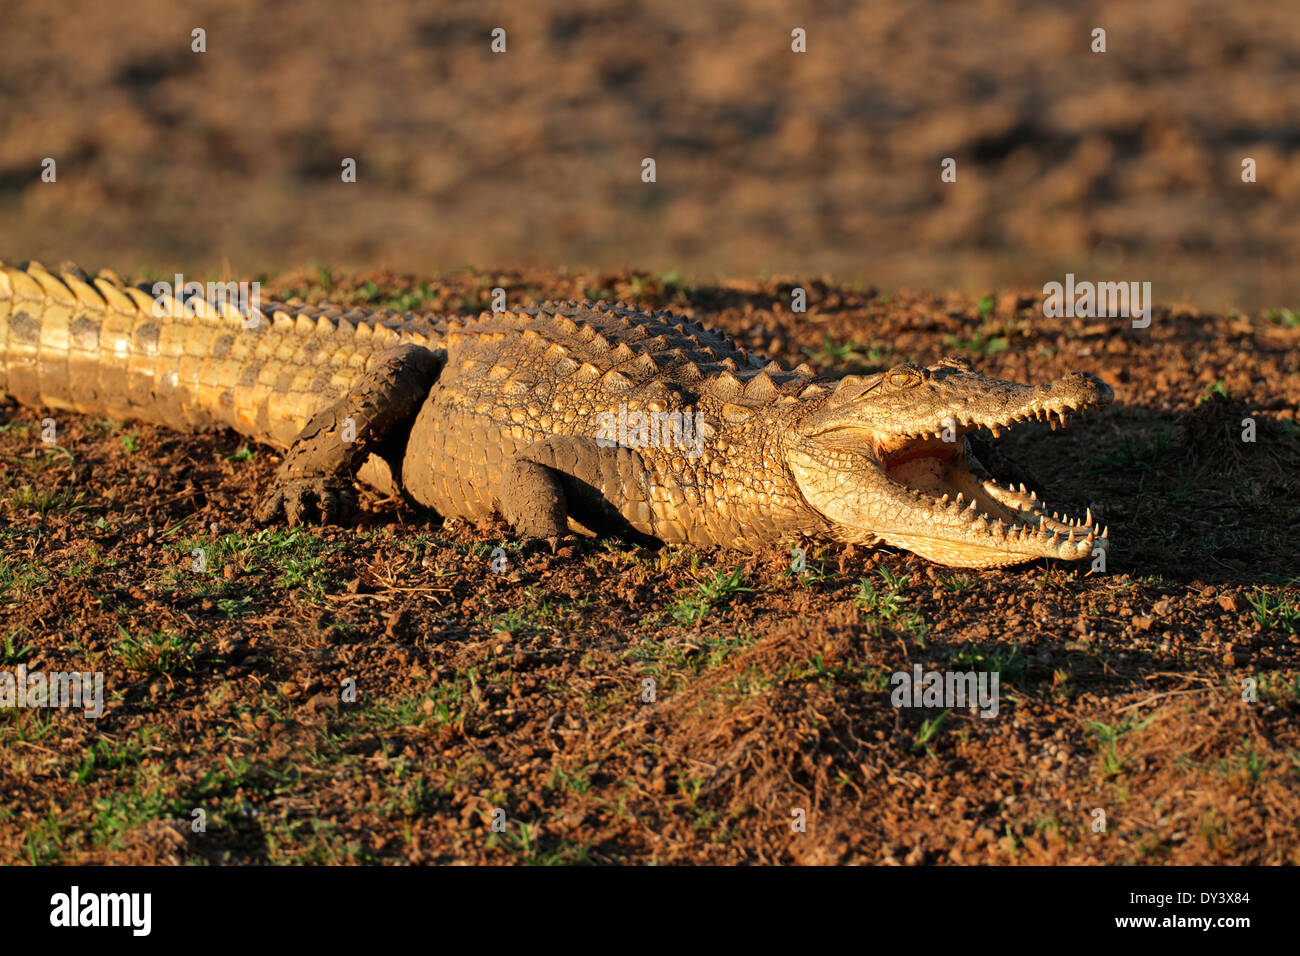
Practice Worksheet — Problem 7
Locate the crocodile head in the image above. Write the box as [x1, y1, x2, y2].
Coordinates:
[787, 357, 1114, 568]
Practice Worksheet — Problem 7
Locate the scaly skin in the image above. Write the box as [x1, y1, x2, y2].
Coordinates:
[0, 260, 1114, 567]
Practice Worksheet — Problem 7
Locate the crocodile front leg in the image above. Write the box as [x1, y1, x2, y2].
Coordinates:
[499, 458, 573, 548]
[256, 345, 441, 526]
[499, 436, 659, 550]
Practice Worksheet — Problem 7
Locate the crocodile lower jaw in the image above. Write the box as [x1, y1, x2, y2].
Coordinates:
[878, 430, 1107, 566]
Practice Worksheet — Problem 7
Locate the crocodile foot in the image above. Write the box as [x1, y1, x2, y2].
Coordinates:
[518, 532, 586, 555]
[256, 477, 357, 526]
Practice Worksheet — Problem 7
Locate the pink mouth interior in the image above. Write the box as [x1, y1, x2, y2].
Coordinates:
[881, 438, 961, 472]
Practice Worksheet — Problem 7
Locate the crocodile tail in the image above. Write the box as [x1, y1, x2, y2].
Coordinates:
[0, 261, 439, 447]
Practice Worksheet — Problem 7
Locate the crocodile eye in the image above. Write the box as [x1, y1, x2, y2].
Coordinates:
[888, 367, 922, 389]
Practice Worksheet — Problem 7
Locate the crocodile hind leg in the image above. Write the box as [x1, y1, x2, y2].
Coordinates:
[256, 345, 441, 526]
[498, 436, 658, 550]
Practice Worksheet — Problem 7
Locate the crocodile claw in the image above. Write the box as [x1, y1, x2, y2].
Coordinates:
[519, 533, 584, 555]
[256, 477, 357, 527]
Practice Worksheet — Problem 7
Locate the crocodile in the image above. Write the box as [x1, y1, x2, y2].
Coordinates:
[0, 260, 1113, 568]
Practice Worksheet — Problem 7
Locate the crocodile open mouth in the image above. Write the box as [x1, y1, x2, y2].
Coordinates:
[876, 403, 1108, 560]
[790, 364, 1114, 566]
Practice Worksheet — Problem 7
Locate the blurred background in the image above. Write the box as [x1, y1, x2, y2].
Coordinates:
[2, 0, 1297, 308]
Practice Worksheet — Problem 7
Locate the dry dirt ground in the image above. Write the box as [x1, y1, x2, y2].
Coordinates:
[2, 269, 1298, 865]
